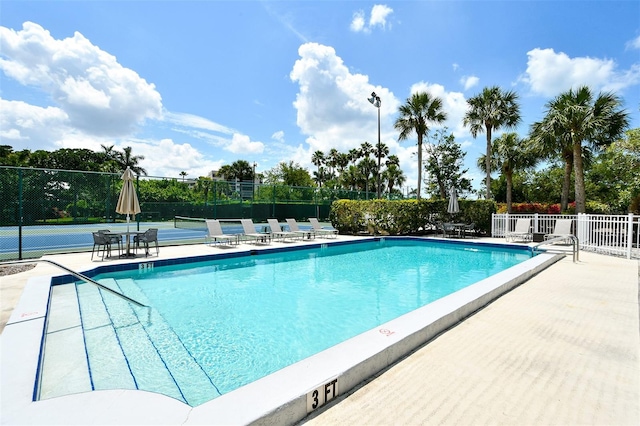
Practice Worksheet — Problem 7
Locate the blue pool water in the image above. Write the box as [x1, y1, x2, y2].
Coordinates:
[72, 239, 532, 406]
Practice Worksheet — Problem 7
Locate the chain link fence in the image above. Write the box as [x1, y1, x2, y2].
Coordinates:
[1, 166, 382, 260]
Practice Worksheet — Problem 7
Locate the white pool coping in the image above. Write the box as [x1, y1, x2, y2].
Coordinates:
[1, 238, 562, 425]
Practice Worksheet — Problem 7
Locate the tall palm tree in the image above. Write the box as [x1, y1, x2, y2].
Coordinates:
[117, 146, 147, 175]
[463, 86, 521, 199]
[479, 133, 537, 213]
[382, 163, 406, 196]
[311, 150, 325, 187]
[394, 92, 447, 199]
[534, 86, 629, 213]
[374, 142, 389, 198]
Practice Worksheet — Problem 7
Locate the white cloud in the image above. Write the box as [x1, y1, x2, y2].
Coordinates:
[350, 10, 366, 32]
[271, 130, 285, 142]
[350, 5, 393, 33]
[460, 75, 479, 90]
[626, 35, 640, 50]
[520, 47, 640, 97]
[226, 133, 264, 154]
[0, 22, 162, 137]
[0, 98, 69, 148]
[369, 5, 393, 29]
[163, 111, 235, 135]
[290, 42, 409, 181]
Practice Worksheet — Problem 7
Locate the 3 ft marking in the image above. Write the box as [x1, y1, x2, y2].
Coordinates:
[306, 378, 339, 413]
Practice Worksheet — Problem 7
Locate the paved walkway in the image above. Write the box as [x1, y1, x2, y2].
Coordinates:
[304, 248, 640, 425]
[1, 239, 639, 425]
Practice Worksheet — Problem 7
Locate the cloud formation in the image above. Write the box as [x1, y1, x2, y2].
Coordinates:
[521, 47, 640, 97]
[350, 4, 393, 33]
[0, 22, 162, 136]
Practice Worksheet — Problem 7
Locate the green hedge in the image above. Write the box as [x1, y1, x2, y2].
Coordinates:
[329, 199, 496, 235]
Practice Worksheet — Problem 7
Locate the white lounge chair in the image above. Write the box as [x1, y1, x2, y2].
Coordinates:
[505, 218, 532, 242]
[205, 219, 237, 246]
[285, 218, 315, 240]
[309, 218, 338, 239]
[544, 219, 573, 244]
[267, 219, 299, 243]
[240, 219, 270, 244]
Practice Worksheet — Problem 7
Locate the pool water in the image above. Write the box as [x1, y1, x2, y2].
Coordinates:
[61, 239, 532, 406]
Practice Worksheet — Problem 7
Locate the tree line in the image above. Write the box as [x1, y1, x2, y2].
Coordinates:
[2, 83, 638, 214]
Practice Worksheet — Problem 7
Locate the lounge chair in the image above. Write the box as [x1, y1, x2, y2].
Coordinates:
[505, 218, 532, 242]
[205, 219, 237, 246]
[134, 228, 159, 257]
[267, 219, 299, 243]
[240, 219, 270, 244]
[286, 218, 315, 240]
[309, 218, 338, 238]
[544, 219, 573, 244]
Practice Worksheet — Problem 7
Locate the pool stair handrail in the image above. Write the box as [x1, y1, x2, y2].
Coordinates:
[0, 259, 149, 308]
[531, 235, 579, 263]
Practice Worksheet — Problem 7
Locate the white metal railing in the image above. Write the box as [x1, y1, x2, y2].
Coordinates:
[492, 213, 640, 259]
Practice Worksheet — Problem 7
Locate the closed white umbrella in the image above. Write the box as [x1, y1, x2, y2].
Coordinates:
[447, 187, 459, 215]
[116, 167, 141, 253]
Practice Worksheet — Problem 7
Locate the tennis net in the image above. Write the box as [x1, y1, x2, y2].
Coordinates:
[174, 216, 208, 230]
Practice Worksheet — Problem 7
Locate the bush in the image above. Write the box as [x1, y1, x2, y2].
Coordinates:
[329, 199, 496, 236]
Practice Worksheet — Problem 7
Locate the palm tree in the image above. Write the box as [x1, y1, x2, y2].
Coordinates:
[463, 86, 521, 199]
[374, 142, 389, 197]
[117, 146, 147, 175]
[179, 171, 188, 182]
[479, 133, 537, 213]
[395, 92, 447, 199]
[382, 163, 406, 196]
[311, 150, 325, 187]
[534, 86, 629, 213]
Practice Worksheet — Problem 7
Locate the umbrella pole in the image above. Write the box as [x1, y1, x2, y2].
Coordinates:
[126, 214, 131, 255]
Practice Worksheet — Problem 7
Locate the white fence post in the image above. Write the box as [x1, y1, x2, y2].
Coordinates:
[577, 213, 587, 248]
[626, 213, 633, 259]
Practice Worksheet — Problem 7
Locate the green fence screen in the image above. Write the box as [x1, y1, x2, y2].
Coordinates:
[1, 166, 378, 260]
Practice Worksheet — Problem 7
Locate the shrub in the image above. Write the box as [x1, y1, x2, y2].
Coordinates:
[329, 199, 496, 236]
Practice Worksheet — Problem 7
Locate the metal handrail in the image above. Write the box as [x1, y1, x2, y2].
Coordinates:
[0, 259, 148, 308]
[532, 235, 580, 263]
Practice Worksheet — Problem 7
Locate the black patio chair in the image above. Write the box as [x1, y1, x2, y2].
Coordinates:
[91, 232, 116, 260]
[134, 228, 159, 257]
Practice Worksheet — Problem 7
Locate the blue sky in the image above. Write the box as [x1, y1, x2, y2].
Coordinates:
[1, 1, 639, 196]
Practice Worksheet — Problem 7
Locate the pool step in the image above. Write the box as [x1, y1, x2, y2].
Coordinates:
[40, 278, 220, 406]
[38, 284, 92, 400]
[112, 278, 221, 406]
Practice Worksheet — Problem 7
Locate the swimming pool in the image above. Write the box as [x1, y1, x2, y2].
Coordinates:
[4, 237, 561, 425]
[38, 238, 533, 404]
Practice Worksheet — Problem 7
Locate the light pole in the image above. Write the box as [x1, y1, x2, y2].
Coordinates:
[252, 162, 256, 201]
[368, 91, 382, 199]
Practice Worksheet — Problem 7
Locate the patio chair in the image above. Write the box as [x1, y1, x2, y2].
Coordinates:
[205, 219, 237, 246]
[309, 218, 338, 239]
[91, 232, 117, 260]
[544, 219, 573, 244]
[267, 219, 299, 243]
[505, 218, 532, 243]
[240, 219, 270, 245]
[286, 218, 315, 240]
[442, 222, 458, 238]
[463, 222, 479, 238]
[134, 228, 159, 257]
[98, 229, 123, 253]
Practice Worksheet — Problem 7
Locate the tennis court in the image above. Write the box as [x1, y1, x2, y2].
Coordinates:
[0, 217, 253, 260]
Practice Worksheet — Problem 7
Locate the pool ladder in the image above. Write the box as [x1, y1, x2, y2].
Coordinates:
[0, 259, 149, 308]
[531, 235, 580, 263]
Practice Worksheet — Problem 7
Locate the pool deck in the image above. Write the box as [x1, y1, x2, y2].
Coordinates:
[1, 236, 638, 425]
